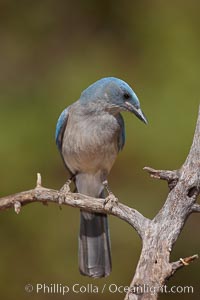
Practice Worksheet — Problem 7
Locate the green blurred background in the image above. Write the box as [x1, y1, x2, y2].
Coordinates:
[0, 0, 199, 299]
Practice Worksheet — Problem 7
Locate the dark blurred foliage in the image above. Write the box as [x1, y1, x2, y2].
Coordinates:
[0, 1, 199, 299]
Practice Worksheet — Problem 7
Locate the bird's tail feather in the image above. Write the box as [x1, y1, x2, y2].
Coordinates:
[79, 210, 112, 278]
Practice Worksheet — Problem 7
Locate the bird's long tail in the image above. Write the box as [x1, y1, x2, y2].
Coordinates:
[79, 208, 112, 278]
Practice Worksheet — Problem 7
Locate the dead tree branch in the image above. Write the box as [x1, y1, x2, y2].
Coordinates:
[0, 174, 149, 239]
[0, 106, 199, 300]
[170, 254, 198, 278]
[125, 106, 200, 300]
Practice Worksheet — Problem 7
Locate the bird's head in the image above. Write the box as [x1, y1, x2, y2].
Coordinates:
[80, 77, 147, 124]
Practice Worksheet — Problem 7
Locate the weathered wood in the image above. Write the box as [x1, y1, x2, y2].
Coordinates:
[0, 179, 149, 239]
[0, 106, 199, 300]
[125, 106, 200, 299]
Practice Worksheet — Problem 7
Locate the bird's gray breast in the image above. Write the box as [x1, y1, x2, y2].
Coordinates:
[62, 110, 120, 175]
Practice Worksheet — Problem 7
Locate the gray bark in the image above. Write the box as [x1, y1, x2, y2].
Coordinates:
[0, 107, 199, 300]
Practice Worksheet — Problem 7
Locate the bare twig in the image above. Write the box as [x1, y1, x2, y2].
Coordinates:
[191, 203, 200, 212]
[143, 167, 178, 181]
[36, 173, 42, 187]
[143, 167, 179, 190]
[170, 254, 199, 278]
[13, 201, 21, 214]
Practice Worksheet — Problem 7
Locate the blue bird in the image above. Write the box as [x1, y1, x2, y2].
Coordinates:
[55, 77, 147, 278]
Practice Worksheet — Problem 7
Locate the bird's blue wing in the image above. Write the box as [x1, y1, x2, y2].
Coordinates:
[117, 113, 125, 151]
[55, 107, 70, 153]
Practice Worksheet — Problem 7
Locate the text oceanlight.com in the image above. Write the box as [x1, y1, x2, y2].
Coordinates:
[24, 283, 194, 295]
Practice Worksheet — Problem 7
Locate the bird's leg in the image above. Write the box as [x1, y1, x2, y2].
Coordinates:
[59, 174, 75, 206]
[61, 174, 75, 193]
[102, 180, 118, 209]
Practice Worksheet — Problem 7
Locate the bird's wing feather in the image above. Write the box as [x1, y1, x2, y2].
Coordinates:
[117, 113, 125, 151]
[55, 106, 70, 153]
[55, 106, 75, 175]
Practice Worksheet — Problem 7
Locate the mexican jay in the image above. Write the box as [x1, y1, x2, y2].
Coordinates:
[55, 77, 147, 278]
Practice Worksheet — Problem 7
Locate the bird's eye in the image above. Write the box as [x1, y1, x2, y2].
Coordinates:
[124, 93, 130, 99]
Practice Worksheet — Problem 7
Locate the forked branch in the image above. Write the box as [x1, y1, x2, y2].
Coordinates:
[0, 106, 199, 300]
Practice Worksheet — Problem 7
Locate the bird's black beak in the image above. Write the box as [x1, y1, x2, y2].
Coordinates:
[124, 101, 148, 124]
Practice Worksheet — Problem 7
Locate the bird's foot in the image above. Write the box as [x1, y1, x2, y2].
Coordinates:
[104, 193, 118, 210]
[59, 176, 74, 206]
[103, 180, 118, 210]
